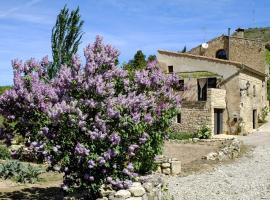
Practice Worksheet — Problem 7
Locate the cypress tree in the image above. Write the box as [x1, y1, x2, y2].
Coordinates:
[49, 5, 84, 78]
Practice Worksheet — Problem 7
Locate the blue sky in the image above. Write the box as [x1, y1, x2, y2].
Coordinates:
[0, 0, 270, 85]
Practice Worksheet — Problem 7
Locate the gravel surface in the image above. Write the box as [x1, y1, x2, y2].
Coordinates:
[168, 120, 270, 200]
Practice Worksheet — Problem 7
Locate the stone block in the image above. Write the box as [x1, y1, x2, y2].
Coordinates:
[171, 160, 181, 175]
[129, 186, 146, 197]
[126, 197, 143, 200]
[143, 182, 153, 193]
[115, 190, 131, 198]
[162, 168, 171, 175]
[161, 162, 170, 168]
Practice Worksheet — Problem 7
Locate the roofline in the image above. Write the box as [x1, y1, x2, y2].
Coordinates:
[158, 50, 268, 78]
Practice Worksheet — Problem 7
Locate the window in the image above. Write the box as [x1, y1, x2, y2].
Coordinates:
[168, 65, 173, 73]
[207, 78, 217, 88]
[216, 49, 228, 60]
[178, 80, 184, 91]
[198, 79, 207, 101]
[253, 85, 256, 97]
[177, 113, 181, 123]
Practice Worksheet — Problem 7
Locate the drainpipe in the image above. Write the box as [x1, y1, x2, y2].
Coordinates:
[227, 28, 231, 60]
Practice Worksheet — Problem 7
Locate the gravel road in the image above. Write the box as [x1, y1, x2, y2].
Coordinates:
[168, 120, 270, 200]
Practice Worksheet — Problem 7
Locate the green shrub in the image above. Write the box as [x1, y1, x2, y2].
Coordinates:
[0, 145, 11, 160]
[0, 86, 12, 95]
[168, 132, 196, 140]
[0, 160, 44, 183]
[0, 115, 4, 128]
[195, 125, 212, 139]
[259, 106, 269, 123]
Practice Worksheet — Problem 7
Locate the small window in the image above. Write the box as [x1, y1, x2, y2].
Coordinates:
[253, 85, 256, 97]
[216, 49, 228, 60]
[168, 65, 173, 73]
[178, 80, 184, 91]
[207, 78, 217, 88]
[177, 113, 181, 123]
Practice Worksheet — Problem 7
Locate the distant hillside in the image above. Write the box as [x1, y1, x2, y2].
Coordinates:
[244, 27, 270, 48]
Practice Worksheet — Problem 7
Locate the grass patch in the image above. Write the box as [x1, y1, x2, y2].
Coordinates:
[168, 132, 196, 140]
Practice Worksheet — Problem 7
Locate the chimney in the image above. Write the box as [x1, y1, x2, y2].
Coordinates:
[235, 28, 245, 38]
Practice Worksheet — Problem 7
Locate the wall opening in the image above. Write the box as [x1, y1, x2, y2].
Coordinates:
[214, 109, 223, 134]
[168, 65, 173, 73]
[216, 49, 228, 60]
[177, 113, 181, 123]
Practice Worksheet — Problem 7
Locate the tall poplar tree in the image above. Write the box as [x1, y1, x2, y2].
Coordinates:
[49, 6, 84, 78]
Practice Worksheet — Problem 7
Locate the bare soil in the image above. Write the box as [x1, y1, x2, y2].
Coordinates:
[163, 140, 248, 176]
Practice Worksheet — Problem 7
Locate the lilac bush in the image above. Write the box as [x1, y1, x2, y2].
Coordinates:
[0, 36, 180, 197]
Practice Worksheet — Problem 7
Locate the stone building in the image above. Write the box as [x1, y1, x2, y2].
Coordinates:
[157, 28, 269, 135]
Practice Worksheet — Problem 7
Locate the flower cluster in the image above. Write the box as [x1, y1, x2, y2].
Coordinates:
[0, 36, 180, 198]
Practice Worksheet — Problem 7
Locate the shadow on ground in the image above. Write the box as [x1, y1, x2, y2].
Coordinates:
[0, 187, 63, 200]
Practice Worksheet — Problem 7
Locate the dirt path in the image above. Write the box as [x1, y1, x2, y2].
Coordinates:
[168, 118, 270, 200]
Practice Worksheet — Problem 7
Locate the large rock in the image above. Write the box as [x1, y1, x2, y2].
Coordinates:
[143, 182, 153, 193]
[128, 186, 146, 197]
[115, 190, 131, 198]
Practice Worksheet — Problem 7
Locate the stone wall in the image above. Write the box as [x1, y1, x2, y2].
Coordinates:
[172, 101, 211, 133]
[98, 178, 165, 200]
[239, 72, 268, 133]
[189, 36, 227, 58]
[189, 35, 266, 74]
[202, 138, 242, 161]
[154, 155, 181, 175]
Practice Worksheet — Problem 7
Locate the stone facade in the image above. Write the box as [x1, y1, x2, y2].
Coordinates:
[207, 88, 227, 134]
[157, 29, 268, 135]
[239, 72, 268, 133]
[189, 31, 266, 74]
[172, 101, 211, 133]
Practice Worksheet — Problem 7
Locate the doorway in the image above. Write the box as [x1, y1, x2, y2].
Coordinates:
[214, 109, 223, 134]
[253, 109, 257, 129]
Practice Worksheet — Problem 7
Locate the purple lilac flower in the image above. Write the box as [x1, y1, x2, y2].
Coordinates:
[97, 157, 106, 166]
[75, 143, 90, 156]
[109, 133, 121, 145]
[139, 132, 149, 144]
[144, 113, 153, 124]
[88, 160, 95, 169]
[128, 144, 139, 156]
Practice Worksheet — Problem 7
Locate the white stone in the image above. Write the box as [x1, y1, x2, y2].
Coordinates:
[129, 186, 146, 197]
[162, 168, 171, 175]
[171, 160, 181, 175]
[143, 182, 153, 192]
[161, 162, 171, 168]
[115, 189, 131, 198]
[126, 197, 143, 200]
[130, 182, 142, 188]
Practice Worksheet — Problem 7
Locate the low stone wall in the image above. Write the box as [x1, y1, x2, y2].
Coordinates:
[154, 155, 181, 175]
[98, 176, 165, 200]
[202, 138, 242, 161]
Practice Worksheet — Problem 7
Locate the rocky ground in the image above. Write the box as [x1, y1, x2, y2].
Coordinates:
[167, 120, 270, 200]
